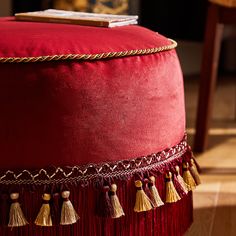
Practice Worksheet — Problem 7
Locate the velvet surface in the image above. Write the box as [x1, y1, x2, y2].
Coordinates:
[0, 18, 185, 169]
[0, 17, 170, 57]
[0, 50, 185, 169]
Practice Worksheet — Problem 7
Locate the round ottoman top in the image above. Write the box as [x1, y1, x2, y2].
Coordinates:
[0, 18, 185, 170]
[0, 17, 172, 58]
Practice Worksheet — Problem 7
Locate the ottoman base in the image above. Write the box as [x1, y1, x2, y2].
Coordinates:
[0, 136, 196, 236]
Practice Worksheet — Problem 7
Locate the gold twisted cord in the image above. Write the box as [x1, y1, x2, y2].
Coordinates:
[0, 39, 177, 63]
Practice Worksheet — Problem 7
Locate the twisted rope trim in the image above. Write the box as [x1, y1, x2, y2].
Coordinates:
[0, 135, 188, 186]
[0, 39, 177, 63]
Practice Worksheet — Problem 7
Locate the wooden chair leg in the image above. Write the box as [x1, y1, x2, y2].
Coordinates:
[194, 3, 224, 152]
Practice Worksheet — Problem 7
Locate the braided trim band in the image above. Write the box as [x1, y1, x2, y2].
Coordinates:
[0, 39, 177, 63]
[0, 135, 189, 186]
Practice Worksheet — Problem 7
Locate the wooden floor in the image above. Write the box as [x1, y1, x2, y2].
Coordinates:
[184, 75, 236, 236]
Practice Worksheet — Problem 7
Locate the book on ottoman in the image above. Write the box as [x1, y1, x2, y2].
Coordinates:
[15, 9, 138, 27]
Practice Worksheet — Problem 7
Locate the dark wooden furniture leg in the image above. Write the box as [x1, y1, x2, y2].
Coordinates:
[194, 3, 224, 152]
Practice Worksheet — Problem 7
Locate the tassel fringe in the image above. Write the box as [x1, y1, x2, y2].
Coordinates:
[148, 176, 164, 208]
[1, 167, 200, 227]
[0, 144, 200, 227]
[134, 180, 152, 212]
[183, 163, 196, 191]
[8, 193, 28, 227]
[109, 184, 125, 218]
[35, 193, 52, 226]
[165, 172, 181, 203]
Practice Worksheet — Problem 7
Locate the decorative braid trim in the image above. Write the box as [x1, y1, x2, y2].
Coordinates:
[0, 39, 177, 63]
[0, 135, 189, 186]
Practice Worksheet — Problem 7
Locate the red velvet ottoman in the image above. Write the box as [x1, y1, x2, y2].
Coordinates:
[0, 17, 199, 236]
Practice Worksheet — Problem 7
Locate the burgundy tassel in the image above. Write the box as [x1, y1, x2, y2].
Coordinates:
[173, 173, 188, 198]
[96, 186, 113, 217]
[0, 193, 9, 226]
[51, 193, 61, 225]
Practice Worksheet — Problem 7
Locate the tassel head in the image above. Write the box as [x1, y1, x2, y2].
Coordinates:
[8, 193, 28, 227]
[165, 172, 181, 203]
[134, 180, 152, 212]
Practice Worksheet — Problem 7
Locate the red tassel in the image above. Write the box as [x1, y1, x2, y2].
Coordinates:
[51, 193, 61, 225]
[96, 186, 113, 217]
[173, 173, 188, 198]
[0, 193, 9, 226]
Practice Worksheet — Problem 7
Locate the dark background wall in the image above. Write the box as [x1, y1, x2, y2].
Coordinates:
[140, 0, 207, 41]
[12, 0, 208, 41]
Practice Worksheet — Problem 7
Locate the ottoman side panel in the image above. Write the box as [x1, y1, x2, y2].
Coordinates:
[0, 50, 185, 168]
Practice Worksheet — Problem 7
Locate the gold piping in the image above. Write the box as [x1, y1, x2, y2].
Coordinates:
[0, 39, 177, 63]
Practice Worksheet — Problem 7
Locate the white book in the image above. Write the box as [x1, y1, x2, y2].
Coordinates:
[15, 9, 138, 28]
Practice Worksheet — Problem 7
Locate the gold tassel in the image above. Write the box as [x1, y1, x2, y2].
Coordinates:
[148, 176, 164, 208]
[109, 184, 125, 218]
[60, 191, 79, 225]
[175, 166, 189, 194]
[8, 193, 28, 227]
[35, 193, 52, 226]
[190, 159, 201, 185]
[165, 172, 181, 203]
[134, 180, 152, 212]
[183, 163, 196, 191]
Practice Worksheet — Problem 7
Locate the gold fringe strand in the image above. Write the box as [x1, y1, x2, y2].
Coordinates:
[165, 172, 181, 203]
[175, 166, 189, 194]
[190, 159, 201, 185]
[134, 180, 152, 212]
[109, 184, 125, 218]
[60, 191, 79, 225]
[148, 176, 164, 208]
[35, 193, 52, 226]
[8, 193, 28, 227]
[183, 163, 196, 191]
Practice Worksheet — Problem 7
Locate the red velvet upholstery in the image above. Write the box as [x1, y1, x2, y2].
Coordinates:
[0, 18, 192, 236]
[0, 18, 185, 169]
